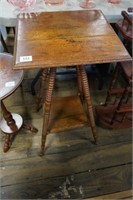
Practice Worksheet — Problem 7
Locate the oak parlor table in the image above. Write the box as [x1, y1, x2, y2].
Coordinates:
[13, 10, 131, 156]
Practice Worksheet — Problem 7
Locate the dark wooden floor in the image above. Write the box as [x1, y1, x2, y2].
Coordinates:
[0, 30, 132, 199]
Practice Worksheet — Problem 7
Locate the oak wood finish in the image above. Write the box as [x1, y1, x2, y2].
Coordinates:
[48, 96, 87, 133]
[39, 68, 56, 156]
[36, 68, 48, 111]
[13, 10, 131, 70]
[13, 10, 131, 155]
[39, 65, 97, 156]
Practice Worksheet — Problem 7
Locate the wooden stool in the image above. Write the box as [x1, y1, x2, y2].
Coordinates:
[37, 65, 97, 156]
[95, 61, 132, 129]
[0, 53, 38, 152]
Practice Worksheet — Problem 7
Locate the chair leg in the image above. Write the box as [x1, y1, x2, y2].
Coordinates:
[110, 83, 131, 125]
[104, 63, 120, 105]
[39, 68, 56, 156]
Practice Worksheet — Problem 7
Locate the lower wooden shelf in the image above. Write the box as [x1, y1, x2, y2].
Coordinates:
[47, 96, 88, 133]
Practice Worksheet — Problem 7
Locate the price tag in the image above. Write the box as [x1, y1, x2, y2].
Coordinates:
[20, 56, 32, 62]
[5, 81, 15, 87]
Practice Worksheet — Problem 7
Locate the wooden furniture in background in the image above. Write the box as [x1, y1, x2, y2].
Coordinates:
[95, 61, 132, 129]
[0, 53, 38, 152]
[115, 10, 132, 55]
[13, 10, 131, 156]
[116, 11, 132, 42]
[95, 10, 132, 129]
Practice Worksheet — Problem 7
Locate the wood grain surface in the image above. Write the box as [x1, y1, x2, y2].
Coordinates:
[13, 10, 131, 70]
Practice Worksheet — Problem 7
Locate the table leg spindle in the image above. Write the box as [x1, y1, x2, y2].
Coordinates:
[1, 101, 18, 132]
[1, 100, 38, 152]
[39, 68, 56, 156]
[1, 101, 20, 152]
[76, 66, 84, 102]
[79, 66, 97, 143]
[36, 68, 48, 111]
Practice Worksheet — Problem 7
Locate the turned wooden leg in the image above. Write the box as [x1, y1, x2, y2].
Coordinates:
[3, 134, 10, 153]
[79, 65, 97, 143]
[39, 68, 56, 156]
[110, 83, 131, 125]
[36, 68, 48, 111]
[0, 101, 22, 152]
[23, 122, 38, 133]
[76, 66, 84, 101]
[0, 101, 38, 152]
[1, 101, 18, 132]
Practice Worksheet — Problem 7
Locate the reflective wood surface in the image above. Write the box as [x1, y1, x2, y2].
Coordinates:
[13, 10, 131, 70]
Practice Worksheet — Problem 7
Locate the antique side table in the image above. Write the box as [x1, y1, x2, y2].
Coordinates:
[0, 53, 38, 152]
[13, 10, 131, 155]
[0, 53, 24, 152]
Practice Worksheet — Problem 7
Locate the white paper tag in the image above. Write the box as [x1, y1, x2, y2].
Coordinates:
[20, 56, 32, 62]
[5, 81, 15, 87]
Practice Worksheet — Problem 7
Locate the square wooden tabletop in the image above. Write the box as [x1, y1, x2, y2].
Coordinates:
[13, 10, 131, 70]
